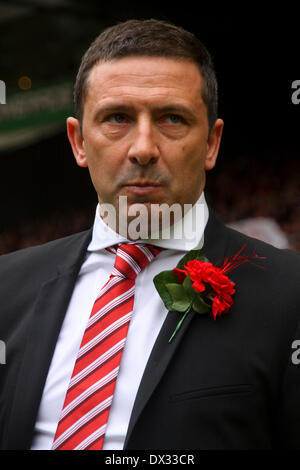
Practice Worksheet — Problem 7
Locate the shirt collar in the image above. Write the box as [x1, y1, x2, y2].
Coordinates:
[87, 192, 209, 253]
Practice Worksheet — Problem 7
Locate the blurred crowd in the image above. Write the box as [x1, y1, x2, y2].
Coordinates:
[1, 156, 299, 255]
[206, 156, 300, 251]
[208, 158, 300, 251]
[0, 205, 95, 255]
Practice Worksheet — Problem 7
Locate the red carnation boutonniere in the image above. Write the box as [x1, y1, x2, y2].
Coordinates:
[153, 244, 265, 343]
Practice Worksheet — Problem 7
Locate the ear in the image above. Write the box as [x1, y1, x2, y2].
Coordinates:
[204, 118, 224, 171]
[66, 117, 88, 167]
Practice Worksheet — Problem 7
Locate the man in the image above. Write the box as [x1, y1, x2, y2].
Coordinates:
[1, 19, 300, 450]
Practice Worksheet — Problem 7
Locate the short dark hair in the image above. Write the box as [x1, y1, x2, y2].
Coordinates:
[74, 19, 218, 133]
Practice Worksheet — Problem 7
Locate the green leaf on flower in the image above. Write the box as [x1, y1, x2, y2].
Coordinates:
[192, 294, 211, 314]
[182, 274, 195, 297]
[153, 270, 179, 310]
[153, 249, 213, 315]
[165, 283, 191, 312]
[176, 249, 209, 270]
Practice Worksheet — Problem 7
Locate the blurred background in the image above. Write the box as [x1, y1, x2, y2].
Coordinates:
[0, 1, 299, 254]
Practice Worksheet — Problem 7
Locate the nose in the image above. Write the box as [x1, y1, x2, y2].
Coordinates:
[127, 117, 160, 166]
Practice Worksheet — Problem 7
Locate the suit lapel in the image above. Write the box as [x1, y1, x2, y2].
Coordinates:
[124, 211, 229, 448]
[5, 229, 92, 450]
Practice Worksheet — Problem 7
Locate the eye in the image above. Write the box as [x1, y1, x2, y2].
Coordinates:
[106, 113, 128, 124]
[164, 114, 184, 124]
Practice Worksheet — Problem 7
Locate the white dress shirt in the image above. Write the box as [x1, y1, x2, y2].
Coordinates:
[30, 193, 209, 450]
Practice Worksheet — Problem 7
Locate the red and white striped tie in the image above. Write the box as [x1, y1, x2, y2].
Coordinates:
[52, 243, 162, 450]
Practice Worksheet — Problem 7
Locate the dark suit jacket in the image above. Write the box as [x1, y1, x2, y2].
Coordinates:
[1, 212, 300, 450]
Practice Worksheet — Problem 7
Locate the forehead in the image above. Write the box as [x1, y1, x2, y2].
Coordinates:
[84, 56, 204, 110]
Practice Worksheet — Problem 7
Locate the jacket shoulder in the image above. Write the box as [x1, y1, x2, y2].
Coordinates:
[223, 224, 300, 321]
[225, 224, 300, 271]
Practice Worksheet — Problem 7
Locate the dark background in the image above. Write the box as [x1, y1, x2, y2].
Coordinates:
[1, 1, 299, 253]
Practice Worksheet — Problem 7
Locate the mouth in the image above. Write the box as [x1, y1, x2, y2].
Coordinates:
[122, 181, 162, 195]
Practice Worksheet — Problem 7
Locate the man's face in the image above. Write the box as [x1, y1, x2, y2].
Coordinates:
[67, 57, 223, 232]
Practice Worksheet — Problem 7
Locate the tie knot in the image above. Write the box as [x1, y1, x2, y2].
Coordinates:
[107, 243, 163, 280]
